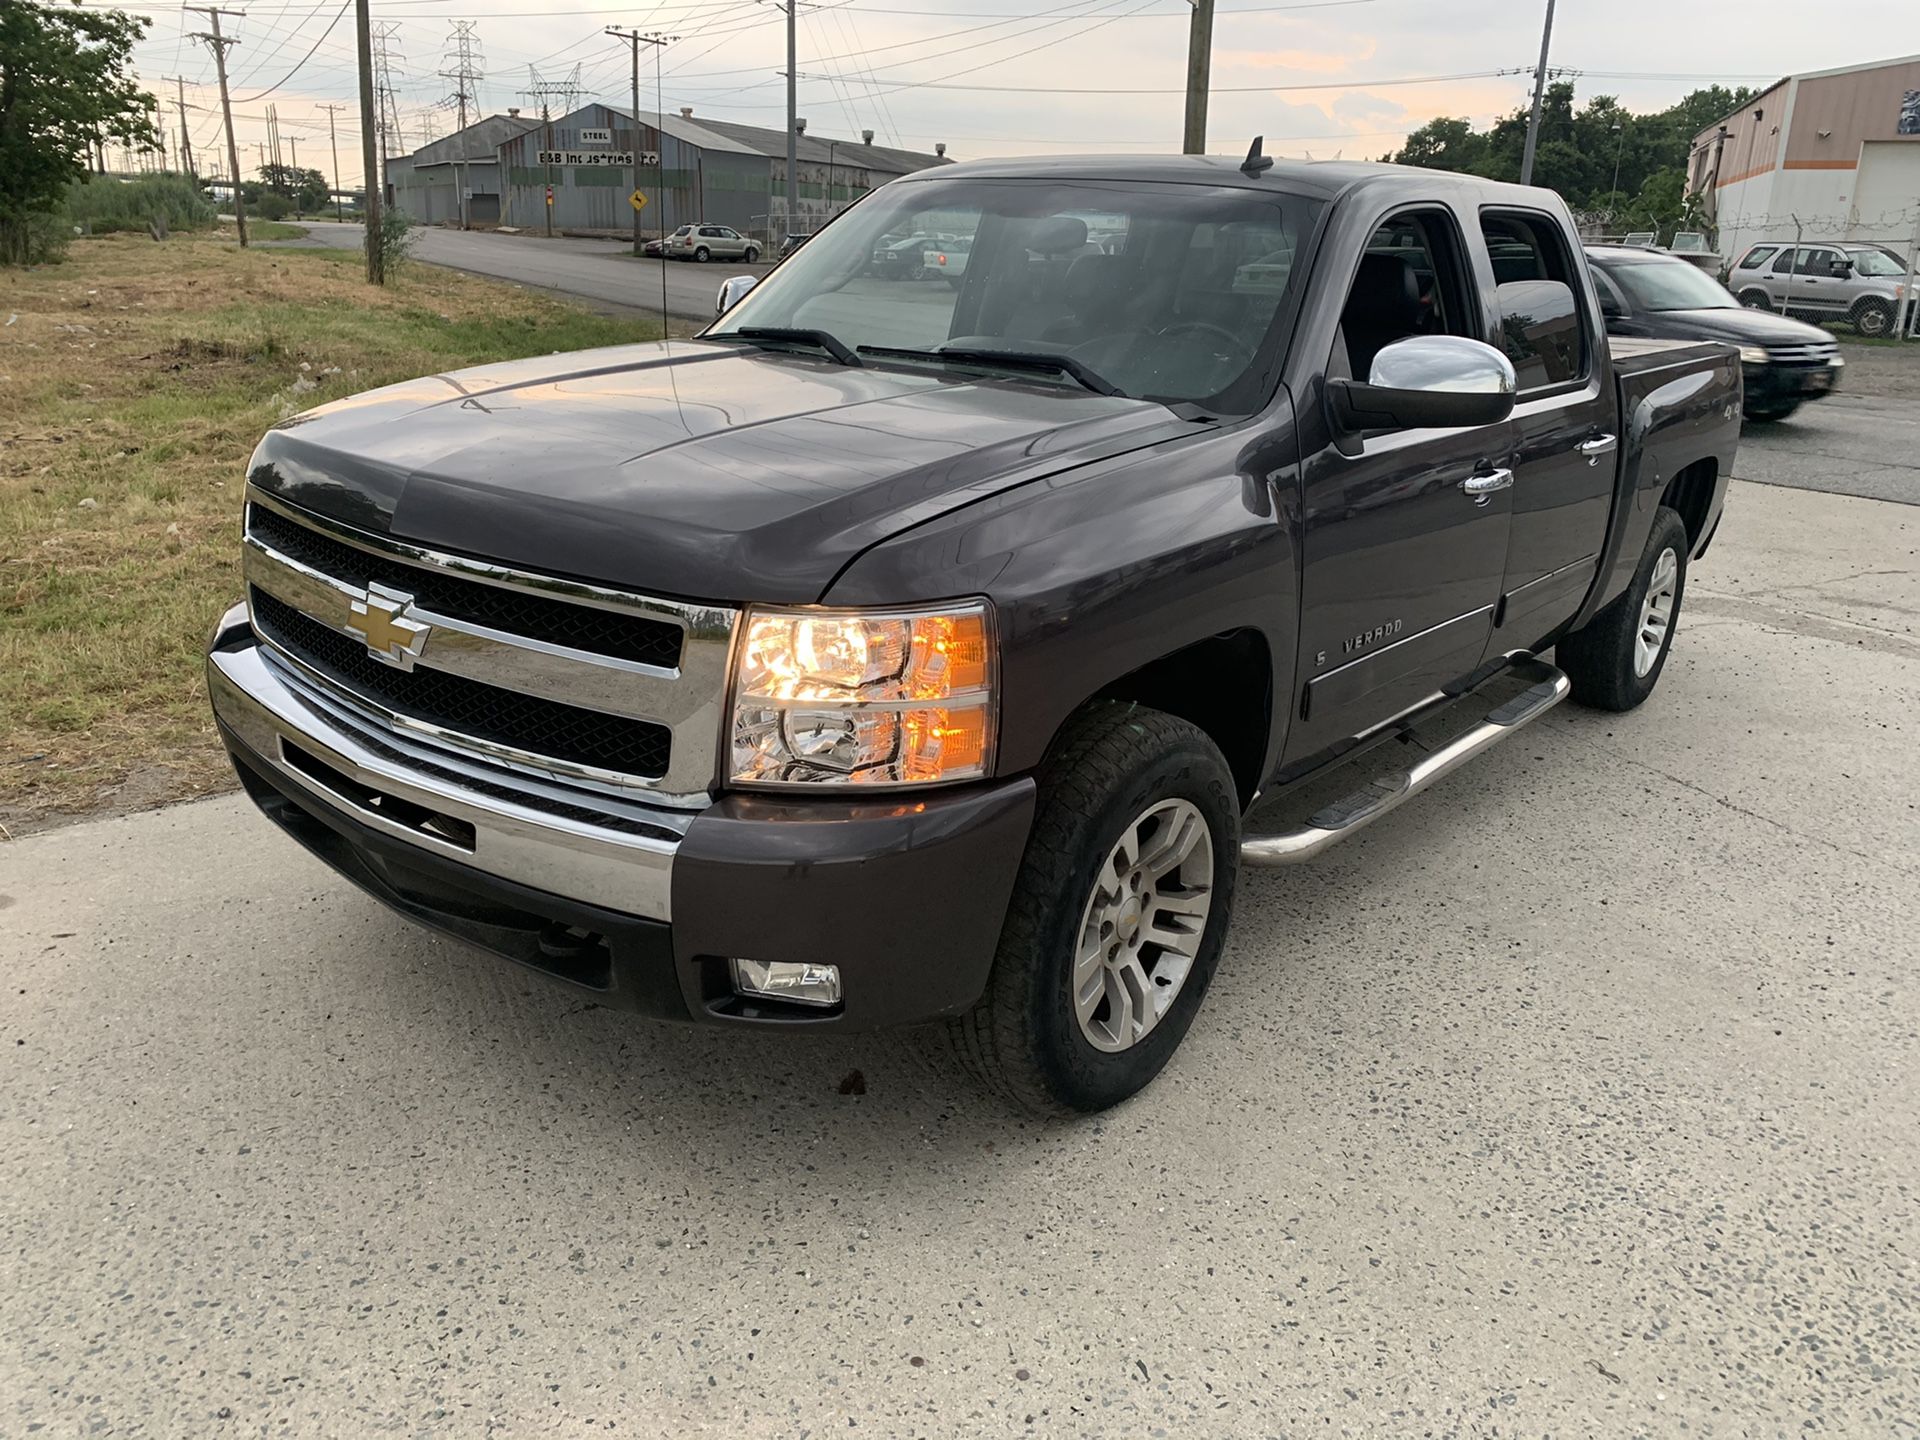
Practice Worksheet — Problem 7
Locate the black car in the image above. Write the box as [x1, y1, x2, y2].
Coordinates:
[1586, 244, 1843, 422]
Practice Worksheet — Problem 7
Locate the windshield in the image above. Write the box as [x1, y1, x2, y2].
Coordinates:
[707, 176, 1319, 408]
[1847, 248, 1906, 277]
[1601, 256, 1738, 312]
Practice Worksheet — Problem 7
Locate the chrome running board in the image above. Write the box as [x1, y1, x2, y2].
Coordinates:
[1240, 657, 1570, 867]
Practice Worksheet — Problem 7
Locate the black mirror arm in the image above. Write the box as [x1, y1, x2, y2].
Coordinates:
[1328, 378, 1515, 433]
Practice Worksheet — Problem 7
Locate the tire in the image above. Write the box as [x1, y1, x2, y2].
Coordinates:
[1557, 505, 1690, 712]
[1738, 288, 1773, 309]
[1851, 298, 1894, 338]
[742, 246, 759, 263]
[944, 703, 1240, 1114]
[693, 245, 711, 263]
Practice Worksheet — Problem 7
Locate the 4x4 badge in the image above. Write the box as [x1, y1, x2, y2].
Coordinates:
[346, 584, 431, 670]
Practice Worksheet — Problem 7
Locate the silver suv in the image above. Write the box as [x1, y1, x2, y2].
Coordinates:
[1727, 242, 1912, 337]
[667, 224, 760, 264]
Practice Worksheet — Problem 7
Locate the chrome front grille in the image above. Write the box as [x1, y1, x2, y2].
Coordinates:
[1767, 340, 1840, 366]
[241, 489, 738, 806]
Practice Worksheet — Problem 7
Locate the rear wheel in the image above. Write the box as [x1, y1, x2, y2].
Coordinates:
[1557, 505, 1690, 712]
[1851, 298, 1894, 337]
[693, 245, 711, 263]
[944, 704, 1239, 1114]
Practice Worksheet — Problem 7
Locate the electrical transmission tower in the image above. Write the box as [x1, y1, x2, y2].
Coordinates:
[440, 21, 485, 227]
[522, 65, 582, 238]
[372, 21, 406, 160]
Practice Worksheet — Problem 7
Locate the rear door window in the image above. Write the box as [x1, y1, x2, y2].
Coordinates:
[1480, 211, 1592, 391]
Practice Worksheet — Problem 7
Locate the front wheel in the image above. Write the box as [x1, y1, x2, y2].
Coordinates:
[1557, 505, 1690, 712]
[742, 245, 759, 263]
[945, 704, 1239, 1114]
[1738, 288, 1774, 309]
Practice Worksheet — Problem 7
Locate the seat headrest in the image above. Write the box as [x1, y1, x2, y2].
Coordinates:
[1063, 252, 1127, 307]
[1345, 252, 1422, 330]
[1029, 215, 1090, 255]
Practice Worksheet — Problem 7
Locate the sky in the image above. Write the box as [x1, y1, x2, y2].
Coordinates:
[103, 0, 1920, 193]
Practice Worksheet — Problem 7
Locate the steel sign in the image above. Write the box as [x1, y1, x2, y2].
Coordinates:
[579, 127, 613, 145]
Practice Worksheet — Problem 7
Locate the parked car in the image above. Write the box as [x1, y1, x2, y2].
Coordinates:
[924, 235, 970, 287]
[668, 223, 759, 264]
[1726, 241, 1910, 337]
[868, 230, 933, 279]
[778, 231, 813, 258]
[642, 236, 667, 258]
[209, 155, 1738, 1114]
[1587, 245, 1842, 422]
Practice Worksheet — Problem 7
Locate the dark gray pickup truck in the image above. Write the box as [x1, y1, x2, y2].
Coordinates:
[208, 150, 1739, 1112]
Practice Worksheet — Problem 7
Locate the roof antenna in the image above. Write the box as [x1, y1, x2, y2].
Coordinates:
[1241, 135, 1273, 175]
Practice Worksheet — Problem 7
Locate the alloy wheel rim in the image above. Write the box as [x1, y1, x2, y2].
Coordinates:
[1634, 547, 1679, 678]
[1072, 798, 1215, 1053]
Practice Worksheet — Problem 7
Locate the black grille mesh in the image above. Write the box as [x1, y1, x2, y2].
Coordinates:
[251, 588, 671, 780]
[247, 503, 683, 669]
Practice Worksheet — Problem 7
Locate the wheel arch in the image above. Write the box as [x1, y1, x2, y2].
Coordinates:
[1660, 456, 1718, 552]
[1077, 629, 1274, 809]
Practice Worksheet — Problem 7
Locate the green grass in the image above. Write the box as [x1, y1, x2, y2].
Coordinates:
[63, 173, 217, 235]
[244, 221, 310, 242]
[0, 231, 664, 828]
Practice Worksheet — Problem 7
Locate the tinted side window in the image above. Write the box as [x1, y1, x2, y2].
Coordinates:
[1793, 247, 1838, 276]
[1331, 209, 1476, 381]
[1480, 212, 1590, 390]
[1770, 249, 1795, 274]
[1736, 245, 1778, 270]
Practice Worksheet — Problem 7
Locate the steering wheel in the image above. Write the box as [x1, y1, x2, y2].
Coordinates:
[1154, 320, 1256, 364]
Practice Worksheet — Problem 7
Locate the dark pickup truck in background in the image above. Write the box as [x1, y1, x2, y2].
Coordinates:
[208, 151, 1739, 1113]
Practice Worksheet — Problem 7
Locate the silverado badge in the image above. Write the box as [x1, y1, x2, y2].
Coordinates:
[346, 584, 431, 670]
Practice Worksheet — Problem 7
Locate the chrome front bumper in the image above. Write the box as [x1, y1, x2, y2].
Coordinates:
[207, 607, 689, 920]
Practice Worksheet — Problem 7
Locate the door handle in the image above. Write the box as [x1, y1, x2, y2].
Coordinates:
[1577, 434, 1618, 465]
[1460, 468, 1514, 504]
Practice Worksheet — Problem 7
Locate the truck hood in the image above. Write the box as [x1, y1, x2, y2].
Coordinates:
[246, 340, 1194, 603]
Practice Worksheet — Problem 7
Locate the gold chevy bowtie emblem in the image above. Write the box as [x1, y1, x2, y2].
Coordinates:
[346, 585, 431, 669]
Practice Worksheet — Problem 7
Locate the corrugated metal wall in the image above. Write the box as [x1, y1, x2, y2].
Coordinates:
[495, 103, 765, 235]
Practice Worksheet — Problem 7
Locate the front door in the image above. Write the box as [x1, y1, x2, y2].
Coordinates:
[1285, 207, 1517, 770]
[1478, 210, 1617, 649]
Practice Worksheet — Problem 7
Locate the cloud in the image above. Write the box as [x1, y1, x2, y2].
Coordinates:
[1331, 91, 1409, 123]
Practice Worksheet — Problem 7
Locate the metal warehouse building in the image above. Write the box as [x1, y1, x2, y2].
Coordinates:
[1689, 52, 1920, 264]
[385, 114, 540, 227]
[490, 104, 950, 239]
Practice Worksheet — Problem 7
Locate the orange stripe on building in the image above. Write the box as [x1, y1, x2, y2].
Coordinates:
[1782, 159, 1857, 170]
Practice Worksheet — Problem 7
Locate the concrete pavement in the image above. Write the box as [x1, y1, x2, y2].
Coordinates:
[285, 220, 769, 325]
[3, 477, 1916, 1436]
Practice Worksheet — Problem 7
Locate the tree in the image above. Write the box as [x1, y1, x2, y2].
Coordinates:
[0, 2, 158, 264]
[1382, 82, 1760, 233]
[258, 162, 329, 213]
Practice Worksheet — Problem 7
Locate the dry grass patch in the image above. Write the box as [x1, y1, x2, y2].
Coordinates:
[1, 231, 662, 833]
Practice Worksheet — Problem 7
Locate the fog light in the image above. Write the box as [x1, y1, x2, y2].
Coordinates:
[731, 958, 842, 1008]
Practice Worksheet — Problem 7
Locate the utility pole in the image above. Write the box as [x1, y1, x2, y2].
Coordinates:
[1519, 0, 1556, 187]
[607, 27, 669, 257]
[319, 102, 346, 222]
[757, 1, 798, 232]
[164, 77, 197, 180]
[1183, 0, 1215, 155]
[356, 0, 384, 283]
[441, 21, 484, 229]
[187, 6, 248, 246]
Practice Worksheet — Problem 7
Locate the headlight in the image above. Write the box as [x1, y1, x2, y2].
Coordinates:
[728, 601, 997, 788]
[1738, 345, 1770, 365]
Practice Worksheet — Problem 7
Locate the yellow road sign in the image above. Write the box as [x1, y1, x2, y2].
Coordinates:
[628, 190, 648, 213]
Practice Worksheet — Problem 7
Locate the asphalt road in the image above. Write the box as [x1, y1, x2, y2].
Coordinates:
[286, 220, 770, 325]
[4, 477, 1917, 1435]
[1735, 389, 1920, 505]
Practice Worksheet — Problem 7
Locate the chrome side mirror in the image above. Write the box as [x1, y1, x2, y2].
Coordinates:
[1332, 334, 1517, 432]
[715, 274, 758, 316]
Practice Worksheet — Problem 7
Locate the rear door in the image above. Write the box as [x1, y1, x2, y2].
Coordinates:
[1791, 246, 1847, 317]
[1477, 210, 1616, 651]
[1286, 204, 1518, 768]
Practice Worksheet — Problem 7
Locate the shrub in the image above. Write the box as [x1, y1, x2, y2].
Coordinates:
[62, 173, 216, 235]
[367, 207, 418, 273]
[251, 190, 292, 221]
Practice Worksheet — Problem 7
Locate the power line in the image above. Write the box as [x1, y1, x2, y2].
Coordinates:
[234, 0, 353, 103]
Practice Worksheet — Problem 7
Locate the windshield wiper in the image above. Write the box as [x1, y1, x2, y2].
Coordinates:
[856, 345, 1123, 397]
[716, 327, 863, 366]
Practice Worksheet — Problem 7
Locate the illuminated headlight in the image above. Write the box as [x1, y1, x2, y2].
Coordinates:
[729, 601, 996, 788]
[1738, 344, 1770, 365]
